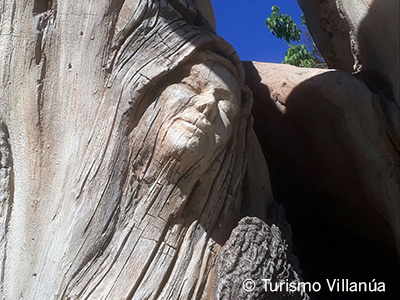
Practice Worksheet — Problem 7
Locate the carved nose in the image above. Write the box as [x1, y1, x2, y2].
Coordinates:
[195, 93, 218, 121]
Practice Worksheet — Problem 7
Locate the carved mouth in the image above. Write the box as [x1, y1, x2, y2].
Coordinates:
[178, 120, 206, 136]
[174, 113, 212, 137]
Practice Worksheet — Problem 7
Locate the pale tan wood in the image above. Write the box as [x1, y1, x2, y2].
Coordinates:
[0, 1, 287, 299]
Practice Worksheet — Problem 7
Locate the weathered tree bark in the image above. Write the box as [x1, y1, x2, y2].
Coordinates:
[216, 217, 308, 300]
[0, 1, 302, 299]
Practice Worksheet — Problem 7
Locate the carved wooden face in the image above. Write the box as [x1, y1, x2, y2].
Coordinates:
[158, 61, 241, 175]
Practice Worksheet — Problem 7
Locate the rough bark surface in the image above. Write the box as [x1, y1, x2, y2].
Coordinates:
[217, 217, 308, 300]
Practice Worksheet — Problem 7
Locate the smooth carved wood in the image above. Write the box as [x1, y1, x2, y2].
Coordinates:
[0, 0, 292, 299]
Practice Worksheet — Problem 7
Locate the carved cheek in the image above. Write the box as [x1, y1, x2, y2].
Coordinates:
[160, 84, 195, 113]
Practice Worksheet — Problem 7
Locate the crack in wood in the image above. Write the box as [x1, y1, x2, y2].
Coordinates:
[0, 121, 13, 295]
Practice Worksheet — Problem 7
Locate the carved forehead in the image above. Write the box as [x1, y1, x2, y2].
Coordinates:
[182, 60, 240, 94]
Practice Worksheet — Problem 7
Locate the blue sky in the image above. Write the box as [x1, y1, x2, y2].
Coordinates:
[210, 0, 304, 63]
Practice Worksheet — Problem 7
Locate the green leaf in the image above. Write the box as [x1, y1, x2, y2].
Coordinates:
[265, 5, 325, 68]
[283, 44, 316, 68]
[265, 5, 301, 44]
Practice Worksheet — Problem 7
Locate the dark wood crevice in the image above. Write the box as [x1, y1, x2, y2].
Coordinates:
[33, 0, 53, 15]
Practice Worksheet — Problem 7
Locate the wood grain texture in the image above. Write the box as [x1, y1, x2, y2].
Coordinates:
[0, 1, 280, 299]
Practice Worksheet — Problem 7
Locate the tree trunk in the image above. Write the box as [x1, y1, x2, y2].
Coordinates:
[0, 1, 303, 299]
